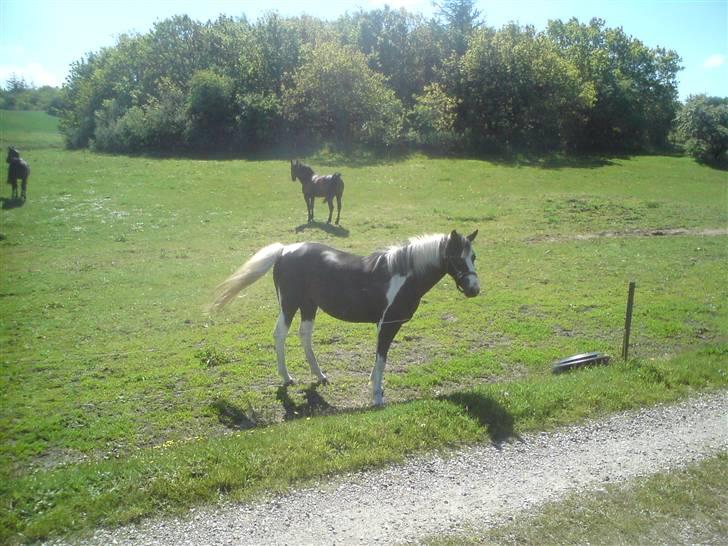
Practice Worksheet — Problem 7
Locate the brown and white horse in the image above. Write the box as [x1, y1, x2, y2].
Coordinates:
[290, 160, 344, 225]
[210, 230, 480, 406]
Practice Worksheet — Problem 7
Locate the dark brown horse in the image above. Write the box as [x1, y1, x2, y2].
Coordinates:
[290, 160, 344, 225]
[6, 147, 30, 201]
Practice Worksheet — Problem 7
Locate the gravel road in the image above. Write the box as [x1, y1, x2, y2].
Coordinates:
[77, 391, 727, 546]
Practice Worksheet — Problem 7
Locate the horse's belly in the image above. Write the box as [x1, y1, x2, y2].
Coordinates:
[317, 288, 383, 323]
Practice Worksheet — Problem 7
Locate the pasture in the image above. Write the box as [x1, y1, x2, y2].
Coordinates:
[1, 111, 727, 542]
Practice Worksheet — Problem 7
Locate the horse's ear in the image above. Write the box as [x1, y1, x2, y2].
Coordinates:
[447, 230, 459, 250]
[466, 229, 478, 242]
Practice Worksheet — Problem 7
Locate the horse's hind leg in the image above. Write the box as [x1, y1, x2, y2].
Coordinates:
[326, 198, 334, 224]
[21, 178, 27, 201]
[273, 311, 295, 386]
[335, 192, 342, 225]
[298, 303, 328, 384]
[9, 181, 17, 200]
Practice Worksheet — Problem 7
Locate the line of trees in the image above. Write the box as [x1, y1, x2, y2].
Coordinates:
[55, 1, 684, 155]
[0, 75, 63, 113]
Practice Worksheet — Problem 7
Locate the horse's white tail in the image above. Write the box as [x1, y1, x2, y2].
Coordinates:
[209, 243, 285, 312]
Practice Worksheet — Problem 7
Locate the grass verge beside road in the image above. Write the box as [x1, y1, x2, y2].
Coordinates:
[2, 347, 726, 543]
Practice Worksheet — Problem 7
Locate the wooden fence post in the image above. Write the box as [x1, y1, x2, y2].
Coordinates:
[622, 281, 636, 360]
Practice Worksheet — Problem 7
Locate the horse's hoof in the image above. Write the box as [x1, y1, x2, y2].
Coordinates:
[283, 379, 295, 387]
[318, 376, 329, 386]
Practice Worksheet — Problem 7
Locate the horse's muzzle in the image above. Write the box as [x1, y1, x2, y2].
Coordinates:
[463, 284, 480, 298]
[455, 272, 480, 297]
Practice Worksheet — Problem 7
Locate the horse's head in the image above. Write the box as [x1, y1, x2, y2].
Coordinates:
[7, 147, 19, 163]
[290, 160, 313, 184]
[445, 229, 480, 298]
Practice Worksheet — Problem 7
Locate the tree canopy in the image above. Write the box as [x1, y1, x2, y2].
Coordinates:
[54, 7, 685, 155]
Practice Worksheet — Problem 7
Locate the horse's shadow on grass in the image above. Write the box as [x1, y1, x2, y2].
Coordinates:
[211, 398, 259, 430]
[1, 197, 24, 210]
[276, 383, 334, 421]
[295, 221, 350, 238]
[443, 391, 521, 448]
[212, 386, 519, 449]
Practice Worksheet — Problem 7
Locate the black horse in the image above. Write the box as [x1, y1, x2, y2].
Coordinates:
[6, 147, 30, 201]
[210, 230, 480, 406]
[290, 160, 344, 225]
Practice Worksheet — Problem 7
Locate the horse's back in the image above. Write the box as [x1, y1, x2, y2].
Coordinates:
[310, 174, 343, 199]
[276, 242, 372, 277]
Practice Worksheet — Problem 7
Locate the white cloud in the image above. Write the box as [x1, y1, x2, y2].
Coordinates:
[703, 54, 726, 69]
[0, 62, 64, 88]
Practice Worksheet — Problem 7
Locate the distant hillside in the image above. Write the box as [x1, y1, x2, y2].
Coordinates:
[0, 110, 62, 150]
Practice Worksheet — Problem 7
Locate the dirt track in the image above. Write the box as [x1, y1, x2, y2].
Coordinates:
[71, 390, 728, 546]
[525, 226, 728, 243]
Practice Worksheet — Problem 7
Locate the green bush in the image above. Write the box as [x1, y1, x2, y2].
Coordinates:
[676, 95, 728, 163]
[185, 70, 235, 149]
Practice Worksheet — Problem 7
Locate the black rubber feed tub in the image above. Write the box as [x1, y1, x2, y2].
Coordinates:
[552, 352, 611, 374]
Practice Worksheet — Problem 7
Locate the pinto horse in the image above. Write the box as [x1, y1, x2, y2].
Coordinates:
[6, 147, 30, 201]
[210, 230, 480, 405]
[290, 160, 344, 225]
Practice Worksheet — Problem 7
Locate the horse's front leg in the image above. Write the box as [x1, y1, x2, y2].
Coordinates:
[370, 321, 403, 406]
[305, 195, 315, 223]
[303, 194, 312, 223]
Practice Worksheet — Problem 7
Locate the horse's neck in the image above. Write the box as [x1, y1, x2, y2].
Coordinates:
[400, 251, 447, 298]
[296, 168, 314, 183]
[413, 265, 447, 297]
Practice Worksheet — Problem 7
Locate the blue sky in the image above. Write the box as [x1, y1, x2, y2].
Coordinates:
[0, 0, 725, 100]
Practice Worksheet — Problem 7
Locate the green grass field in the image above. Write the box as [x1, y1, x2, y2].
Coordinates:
[1, 112, 727, 542]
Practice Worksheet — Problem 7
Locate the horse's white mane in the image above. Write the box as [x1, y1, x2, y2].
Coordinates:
[384, 233, 446, 276]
